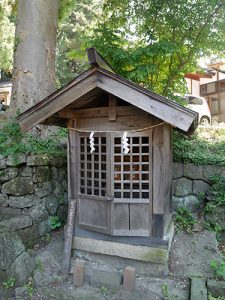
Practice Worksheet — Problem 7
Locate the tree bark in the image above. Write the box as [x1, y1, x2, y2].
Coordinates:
[9, 0, 59, 116]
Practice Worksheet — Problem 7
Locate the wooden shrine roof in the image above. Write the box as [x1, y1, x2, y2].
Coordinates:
[17, 48, 198, 133]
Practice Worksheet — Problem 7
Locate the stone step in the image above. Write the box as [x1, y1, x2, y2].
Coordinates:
[190, 277, 207, 300]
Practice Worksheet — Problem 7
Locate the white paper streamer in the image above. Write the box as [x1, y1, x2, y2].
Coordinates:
[122, 131, 130, 154]
[89, 131, 95, 153]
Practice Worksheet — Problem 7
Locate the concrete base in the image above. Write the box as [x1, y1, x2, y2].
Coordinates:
[71, 222, 174, 278]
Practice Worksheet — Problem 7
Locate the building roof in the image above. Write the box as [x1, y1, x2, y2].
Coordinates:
[17, 48, 198, 133]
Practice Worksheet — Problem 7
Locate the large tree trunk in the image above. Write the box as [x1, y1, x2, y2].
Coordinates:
[9, 0, 59, 116]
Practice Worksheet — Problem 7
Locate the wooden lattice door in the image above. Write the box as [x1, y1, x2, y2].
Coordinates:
[112, 131, 152, 236]
[78, 134, 111, 234]
[77, 131, 152, 236]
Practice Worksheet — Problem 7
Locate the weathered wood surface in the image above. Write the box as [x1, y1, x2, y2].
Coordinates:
[108, 94, 117, 121]
[62, 129, 77, 274]
[75, 115, 157, 131]
[152, 125, 165, 215]
[17, 66, 198, 133]
[71, 106, 151, 119]
[62, 199, 76, 274]
[96, 71, 196, 132]
[17, 69, 98, 131]
[87, 47, 115, 73]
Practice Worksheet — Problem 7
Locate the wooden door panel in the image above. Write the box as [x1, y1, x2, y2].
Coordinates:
[113, 203, 129, 231]
[78, 133, 111, 234]
[111, 131, 152, 236]
[130, 204, 149, 231]
[79, 197, 110, 234]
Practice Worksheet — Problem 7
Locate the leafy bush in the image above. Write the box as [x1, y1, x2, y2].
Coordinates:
[49, 216, 62, 230]
[175, 207, 197, 233]
[0, 119, 67, 157]
[173, 128, 225, 166]
[211, 259, 225, 280]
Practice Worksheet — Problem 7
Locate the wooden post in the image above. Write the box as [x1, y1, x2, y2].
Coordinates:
[108, 94, 117, 121]
[62, 199, 76, 274]
[62, 128, 77, 275]
[74, 261, 85, 287]
[123, 266, 136, 291]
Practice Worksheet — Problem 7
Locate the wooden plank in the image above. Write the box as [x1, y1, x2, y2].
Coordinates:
[57, 110, 77, 119]
[114, 199, 149, 204]
[76, 115, 155, 131]
[73, 106, 149, 119]
[87, 48, 115, 73]
[108, 94, 117, 121]
[96, 71, 196, 132]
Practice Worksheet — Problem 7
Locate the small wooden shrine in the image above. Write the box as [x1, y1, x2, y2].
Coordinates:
[17, 48, 198, 273]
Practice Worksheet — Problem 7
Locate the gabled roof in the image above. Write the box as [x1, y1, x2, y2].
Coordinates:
[17, 49, 198, 133]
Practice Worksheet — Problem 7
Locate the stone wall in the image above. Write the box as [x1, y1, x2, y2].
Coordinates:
[0, 153, 67, 247]
[172, 163, 225, 212]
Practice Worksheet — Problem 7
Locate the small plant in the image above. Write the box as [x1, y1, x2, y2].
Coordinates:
[25, 277, 34, 297]
[175, 207, 197, 233]
[35, 257, 45, 272]
[161, 283, 178, 300]
[100, 285, 109, 296]
[3, 277, 16, 288]
[41, 233, 51, 244]
[49, 215, 62, 230]
[211, 259, 225, 280]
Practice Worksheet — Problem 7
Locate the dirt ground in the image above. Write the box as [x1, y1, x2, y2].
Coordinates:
[12, 228, 222, 300]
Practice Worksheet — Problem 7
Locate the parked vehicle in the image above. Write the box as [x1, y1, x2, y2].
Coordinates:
[184, 94, 211, 125]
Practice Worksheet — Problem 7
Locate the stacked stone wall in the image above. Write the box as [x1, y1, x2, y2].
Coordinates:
[172, 163, 225, 212]
[0, 153, 67, 247]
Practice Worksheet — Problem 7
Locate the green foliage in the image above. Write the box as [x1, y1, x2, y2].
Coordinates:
[0, 120, 66, 157]
[100, 286, 109, 296]
[49, 216, 62, 230]
[173, 129, 225, 166]
[211, 259, 225, 280]
[0, 0, 15, 71]
[204, 175, 225, 241]
[175, 207, 197, 233]
[25, 278, 34, 297]
[161, 284, 178, 300]
[208, 295, 225, 300]
[40, 233, 51, 244]
[35, 257, 45, 272]
[73, 0, 225, 97]
[204, 175, 225, 213]
[56, 0, 103, 86]
[2, 277, 16, 288]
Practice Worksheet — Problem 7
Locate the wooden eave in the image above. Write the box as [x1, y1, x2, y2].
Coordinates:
[17, 67, 198, 133]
